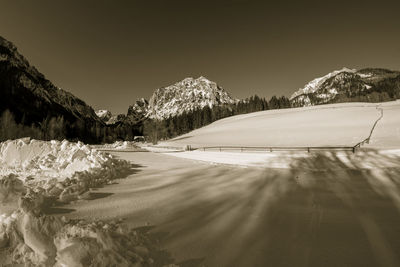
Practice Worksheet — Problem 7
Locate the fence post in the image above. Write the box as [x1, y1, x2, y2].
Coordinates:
[219, 147, 221, 152]
[307, 147, 310, 153]
[352, 146, 355, 153]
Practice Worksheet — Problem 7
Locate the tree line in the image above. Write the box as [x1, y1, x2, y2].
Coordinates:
[0, 109, 142, 144]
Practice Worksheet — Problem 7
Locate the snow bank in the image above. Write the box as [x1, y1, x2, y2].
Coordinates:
[0, 210, 155, 266]
[101, 140, 137, 150]
[0, 139, 162, 266]
[0, 138, 131, 214]
[0, 138, 125, 178]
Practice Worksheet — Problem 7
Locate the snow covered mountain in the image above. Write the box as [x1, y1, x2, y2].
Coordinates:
[95, 109, 112, 122]
[125, 98, 149, 124]
[142, 76, 235, 120]
[0, 35, 102, 126]
[290, 67, 400, 106]
[95, 109, 130, 125]
[122, 77, 235, 122]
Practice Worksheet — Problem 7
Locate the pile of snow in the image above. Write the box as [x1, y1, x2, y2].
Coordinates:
[0, 210, 155, 266]
[0, 138, 164, 266]
[101, 140, 137, 150]
[0, 138, 126, 179]
[0, 138, 131, 214]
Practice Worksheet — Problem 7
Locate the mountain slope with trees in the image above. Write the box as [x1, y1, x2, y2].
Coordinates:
[290, 67, 400, 106]
[0, 35, 106, 142]
[143, 94, 291, 143]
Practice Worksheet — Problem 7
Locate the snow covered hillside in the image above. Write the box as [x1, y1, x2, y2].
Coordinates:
[160, 101, 400, 148]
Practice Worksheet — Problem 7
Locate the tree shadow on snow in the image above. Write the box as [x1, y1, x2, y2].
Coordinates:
[140, 150, 400, 267]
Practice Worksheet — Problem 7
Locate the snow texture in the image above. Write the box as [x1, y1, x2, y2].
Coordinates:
[0, 138, 148, 266]
[0, 138, 130, 214]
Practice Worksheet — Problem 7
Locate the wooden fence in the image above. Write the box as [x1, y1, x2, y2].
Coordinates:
[198, 146, 357, 153]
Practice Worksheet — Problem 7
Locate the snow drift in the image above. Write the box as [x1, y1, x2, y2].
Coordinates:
[100, 140, 137, 150]
[0, 210, 155, 266]
[0, 138, 160, 266]
[0, 137, 132, 216]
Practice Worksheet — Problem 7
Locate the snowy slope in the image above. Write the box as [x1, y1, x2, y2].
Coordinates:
[365, 101, 400, 148]
[159, 101, 400, 148]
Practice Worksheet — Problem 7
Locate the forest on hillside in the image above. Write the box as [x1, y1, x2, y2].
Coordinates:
[0, 109, 142, 144]
[3, 83, 399, 145]
[143, 95, 291, 144]
[0, 95, 290, 144]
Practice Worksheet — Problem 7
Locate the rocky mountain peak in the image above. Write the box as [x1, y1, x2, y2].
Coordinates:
[290, 67, 400, 106]
[146, 76, 235, 119]
[95, 110, 112, 122]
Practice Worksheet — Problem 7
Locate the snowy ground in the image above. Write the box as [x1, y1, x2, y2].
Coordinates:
[159, 101, 400, 149]
[64, 151, 400, 267]
[163, 149, 400, 169]
[365, 101, 400, 148]
[2, 101, 400, 266]
[154, 101, 400, 167]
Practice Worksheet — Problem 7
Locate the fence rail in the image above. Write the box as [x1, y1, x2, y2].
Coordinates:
[99, 145, 360, 153]
[198, 145, 357, 153]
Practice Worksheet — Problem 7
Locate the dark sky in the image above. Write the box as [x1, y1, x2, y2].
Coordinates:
[1, 0, 399, 114]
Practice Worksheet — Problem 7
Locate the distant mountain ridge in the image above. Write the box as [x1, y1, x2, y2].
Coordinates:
[0, 35, 103, 128]
[290, 67, 400, 106]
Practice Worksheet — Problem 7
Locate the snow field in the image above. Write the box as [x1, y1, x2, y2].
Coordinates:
[157, 101, 400, 167]
[160, 101, 400, 149]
